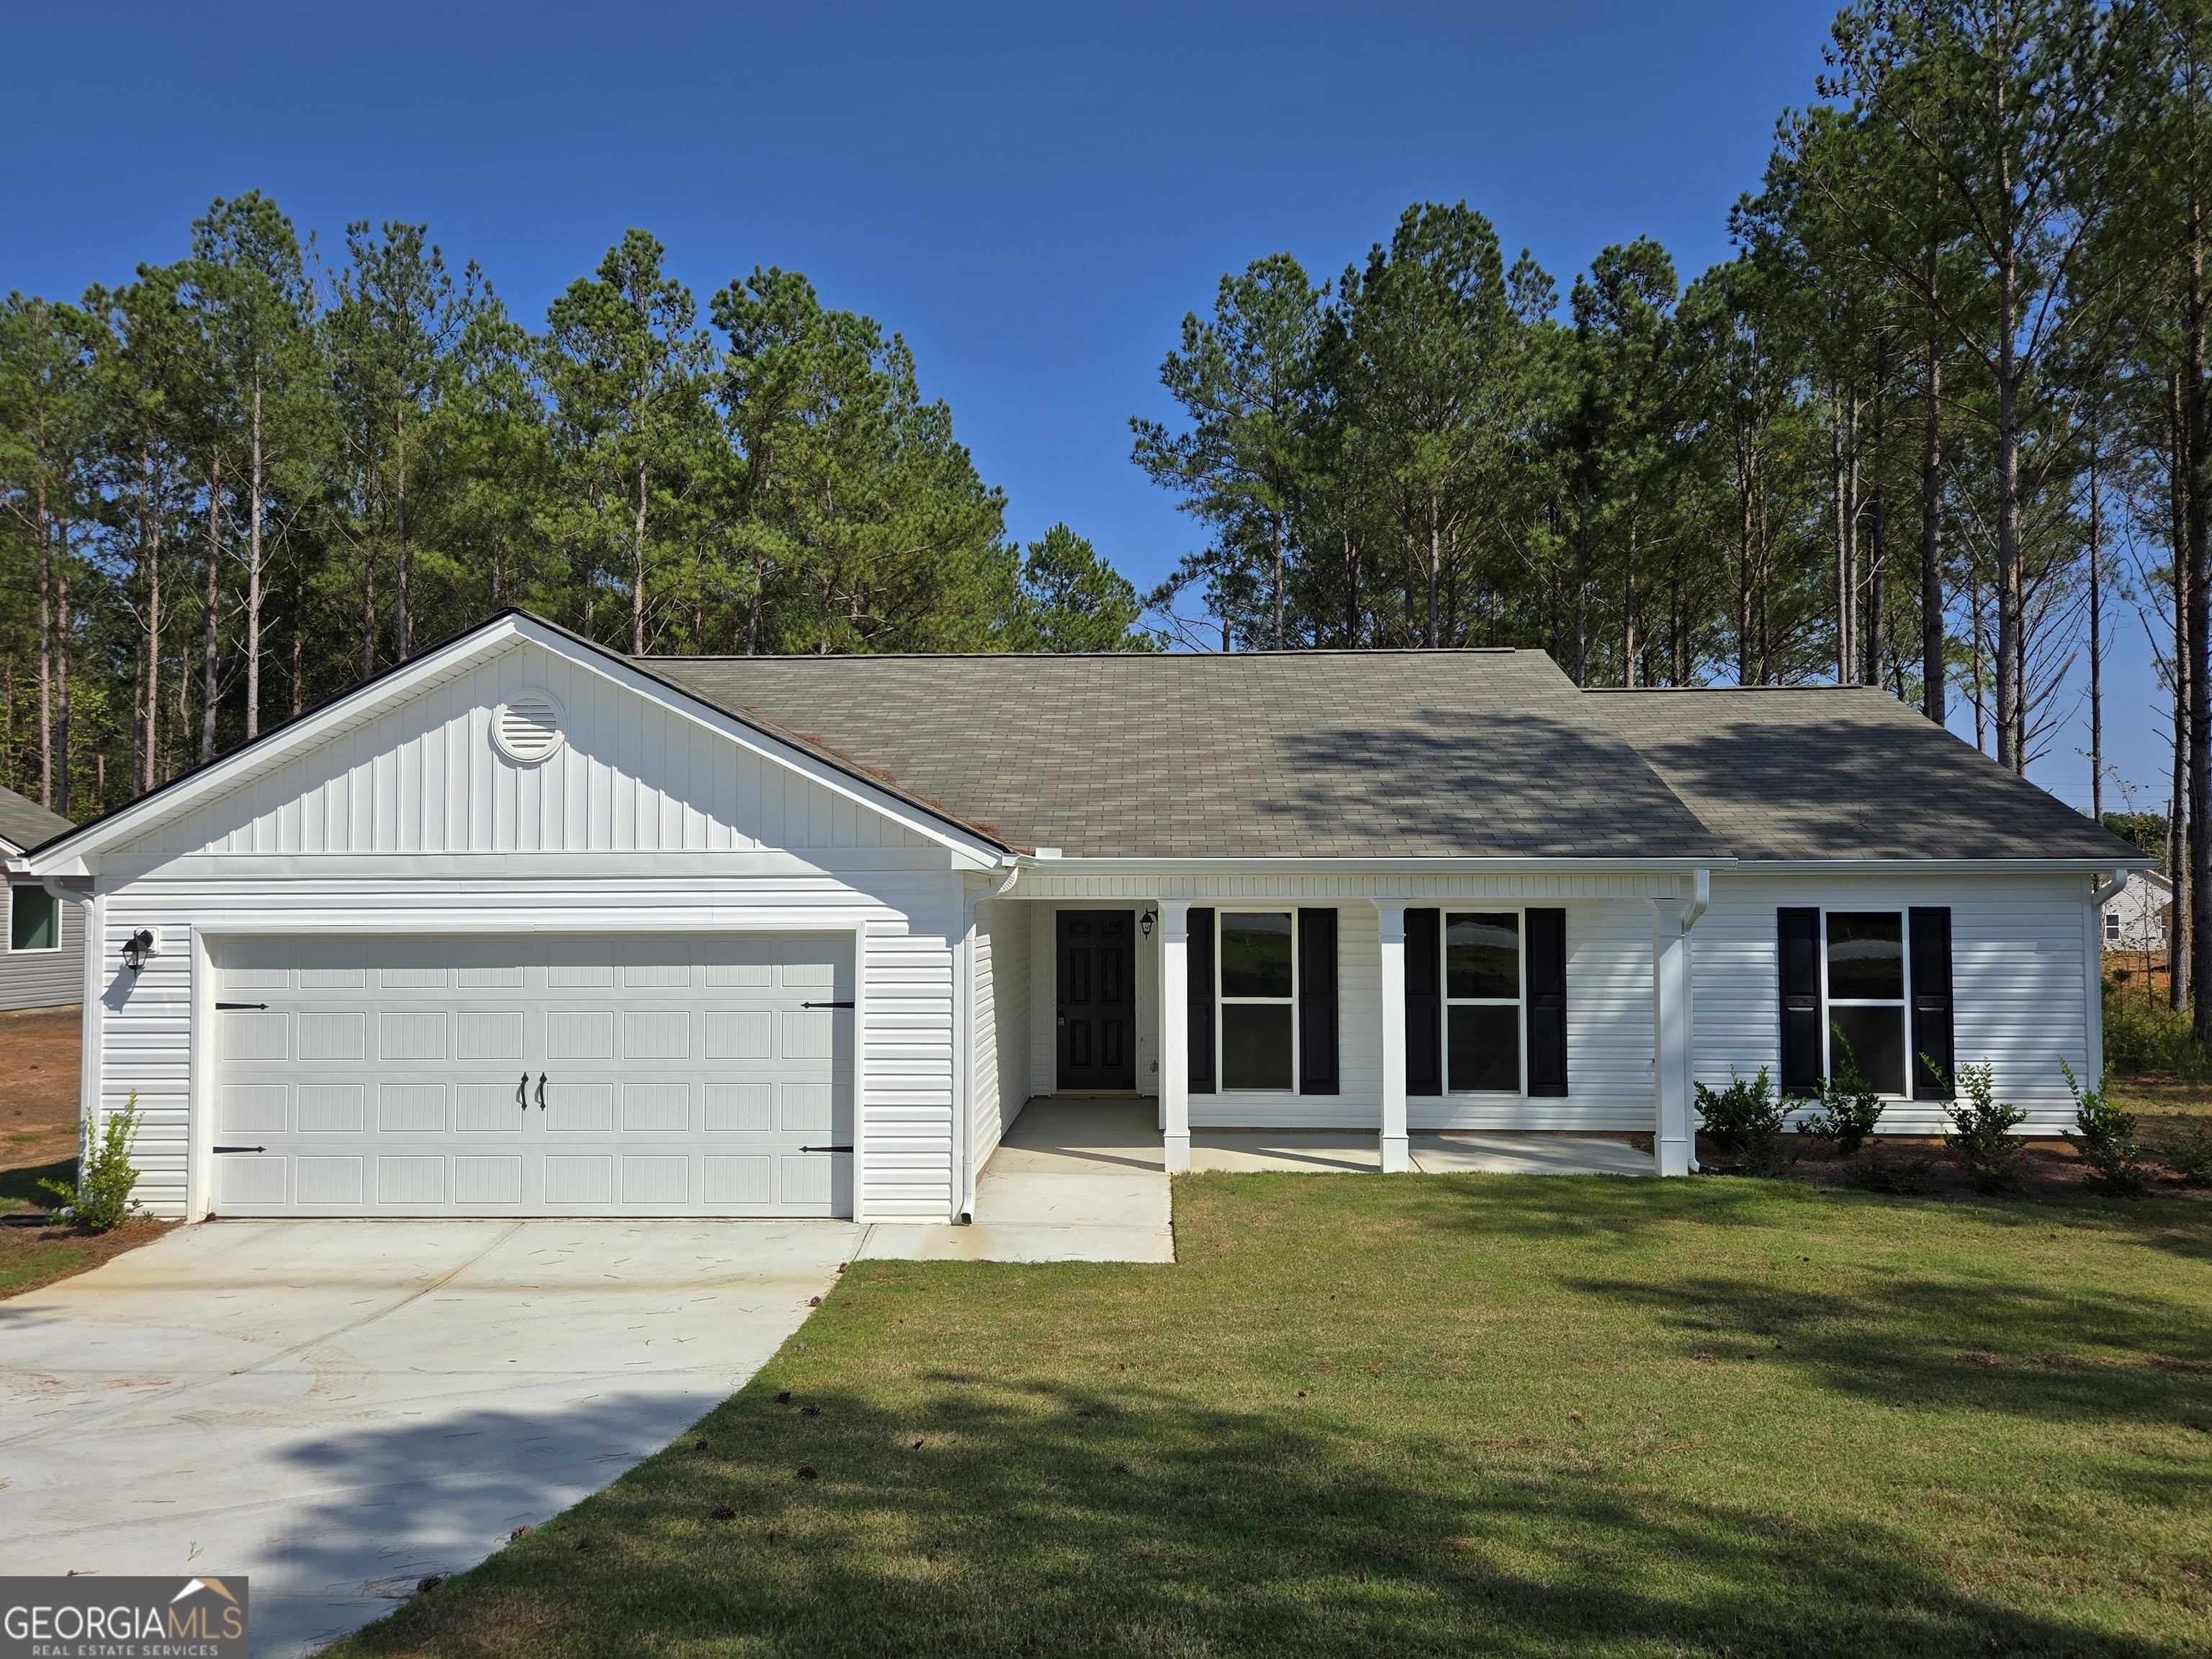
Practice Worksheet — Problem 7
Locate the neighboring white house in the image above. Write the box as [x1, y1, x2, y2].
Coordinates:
[5, 611, 2146, 1223]
[0, 782, 81, 1012]
[2101, 868, 2171, 953]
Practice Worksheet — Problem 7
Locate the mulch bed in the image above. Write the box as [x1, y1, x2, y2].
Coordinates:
[1698, 1133, 2211, 1202]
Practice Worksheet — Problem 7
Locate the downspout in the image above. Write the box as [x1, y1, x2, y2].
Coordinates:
[957, 858, 1021, 1223]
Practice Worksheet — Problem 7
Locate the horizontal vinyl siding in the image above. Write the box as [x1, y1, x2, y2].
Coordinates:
[91, 871, 961, 1223]
[0, 894, 84, 1010]
[972, 898, 1028, 1167]
[1694, 871, 2095, 1135]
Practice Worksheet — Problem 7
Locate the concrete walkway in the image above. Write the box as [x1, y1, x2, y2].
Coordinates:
[860, 1100, 1174, 1264]
[857, 1102, 1651, 1267]
[0, 1218, 855, 1658]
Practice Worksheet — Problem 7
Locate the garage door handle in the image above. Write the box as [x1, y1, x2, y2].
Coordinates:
[802, 1001, 854, 1010]
[216, 1002, 268, 1011]
[536, 1073, 547, 1110]
[213, 1145, 266, 1154]
[800, 1146, 853, 1154]
[516, 1072, 529, 1111]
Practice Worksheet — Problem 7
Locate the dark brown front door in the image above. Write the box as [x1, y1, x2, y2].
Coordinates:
[1056, 910, 1136, 1091]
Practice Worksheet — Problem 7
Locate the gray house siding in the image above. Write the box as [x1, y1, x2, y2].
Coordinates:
[1, 886, 84, 1010]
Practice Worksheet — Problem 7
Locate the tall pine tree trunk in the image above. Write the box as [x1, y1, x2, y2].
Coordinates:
[35, 474, 51, 809]
[2188, 213, 2212, 1045]
[246, 369, 264, 740]
[202, 454, 222, 765]
[1921, 339, 1943, 721]
[395, 403, 412, 662]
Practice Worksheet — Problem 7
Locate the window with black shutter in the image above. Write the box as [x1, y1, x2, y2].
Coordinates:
[1406, 908, 1442, 1095]
[1909, 907, 1954, 1098]
[1777, 907, 1823, 1097]
[1187, 907, 1215, 1094]
[1525, 908, 1568, 1097]
[1298, 908, 1339, 1094]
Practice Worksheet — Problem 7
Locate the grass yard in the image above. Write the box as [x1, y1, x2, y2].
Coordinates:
[329, 1174, 2211, 1659]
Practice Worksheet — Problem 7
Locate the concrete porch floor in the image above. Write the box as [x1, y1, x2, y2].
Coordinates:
[856, 1100, 1650, 1266]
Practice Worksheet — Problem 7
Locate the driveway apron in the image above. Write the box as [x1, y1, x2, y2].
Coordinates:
[0, 1218, 856, 1657]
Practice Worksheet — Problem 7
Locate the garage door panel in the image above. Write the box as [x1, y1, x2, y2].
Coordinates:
[379, 1083, 446, 1133]
[544, 1083, 614, 1132]
[457, 1082, 527, 1131]
[211, 933, 855, 1218]
[547, 1010, 613, 1058]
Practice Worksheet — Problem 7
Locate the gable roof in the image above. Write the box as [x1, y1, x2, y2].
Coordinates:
[1591, 685, 2141, 863]
[15, 612, 1012, 869]
[0, 781, 71, 856]
[647, 649, 1725, 860]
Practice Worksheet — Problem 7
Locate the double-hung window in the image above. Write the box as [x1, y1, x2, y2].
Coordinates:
[9, 886, 58, 953]
[1218, 912, 1295, 1090]
[1825, 911, 1907, 1094]
[1446, 912, 1521, 1093]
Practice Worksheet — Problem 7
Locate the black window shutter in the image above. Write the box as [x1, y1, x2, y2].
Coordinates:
[1778, 907, 1823, 1097]
[1406, 907, 1442, 1096]
[1909, 907, 1954, 1100]
[1298, 908, 1340, 1094]
[1188, 907, 1215, 1094]
[1525, 907, 1569, 1097]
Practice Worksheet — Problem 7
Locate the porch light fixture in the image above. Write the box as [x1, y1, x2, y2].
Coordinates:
[121, 928, 158, 973]
[1140, 909, 1156, 940]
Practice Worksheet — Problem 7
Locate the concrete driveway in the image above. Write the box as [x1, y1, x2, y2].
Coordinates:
[0, 1219, 856, 1657]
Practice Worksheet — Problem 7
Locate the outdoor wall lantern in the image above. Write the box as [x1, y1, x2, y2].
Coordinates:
[121, 928, 159, 973]
[1140, 909, 1156, 940]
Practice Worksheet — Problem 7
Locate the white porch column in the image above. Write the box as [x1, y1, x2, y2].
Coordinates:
[1653, 905, 1691, 1175]
[1160, 900, 1192, 1173]
[1373, 899, 1410, 1173]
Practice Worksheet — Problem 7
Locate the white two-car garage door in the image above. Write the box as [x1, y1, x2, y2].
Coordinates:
[211, 934, 854, 1218]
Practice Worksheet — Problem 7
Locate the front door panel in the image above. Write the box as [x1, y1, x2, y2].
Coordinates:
[1056, 910, 1136, 1091]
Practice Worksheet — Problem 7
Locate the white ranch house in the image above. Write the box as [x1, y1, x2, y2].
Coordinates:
[9, 612, 2145, 1223]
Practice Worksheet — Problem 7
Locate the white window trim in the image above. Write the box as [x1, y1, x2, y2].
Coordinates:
[1215, 908, 1298, 1094]
[8, 885, 62, 955]
[1820, 907, 1910, 1099]
[1444, 907, 1527, 1097]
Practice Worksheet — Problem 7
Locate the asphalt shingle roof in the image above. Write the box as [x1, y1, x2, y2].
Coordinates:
[0, 781, 71, 855]
[1591, 685, 2141, 863]
[649, 649, 1723, 859]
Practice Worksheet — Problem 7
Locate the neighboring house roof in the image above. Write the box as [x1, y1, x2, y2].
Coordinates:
[0, 781, 71, 857]
[644, 649, 1697, 860]
[1591, 685, 2141, 863]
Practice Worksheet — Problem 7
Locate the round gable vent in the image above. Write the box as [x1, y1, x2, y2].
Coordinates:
[492, 691, 565, 764]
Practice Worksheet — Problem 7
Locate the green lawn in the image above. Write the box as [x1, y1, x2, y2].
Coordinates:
[332, 1174, 2210, 1658]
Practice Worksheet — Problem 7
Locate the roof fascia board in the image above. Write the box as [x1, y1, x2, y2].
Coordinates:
[503, 616, 1009, 863]
[1022, 855, 1737, 876]
[21, 619, 527, 869]
[1721, 858, 2153, 876]
[25, 612, 1009, 872]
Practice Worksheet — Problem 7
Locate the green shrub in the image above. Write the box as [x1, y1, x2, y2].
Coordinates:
[1694, 1066, 1784, 1151]
[1796, 1033, 1884, 1154]
[2100, 981, 2211, 1079]
[2155, 1119, 2212, 1186]
[2062, 1059, 2149, 1197]
[1940, 1062, 2028, 1194]
[39, 1092, 145, 1233]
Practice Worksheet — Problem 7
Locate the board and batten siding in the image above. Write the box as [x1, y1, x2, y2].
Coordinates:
[0, 890, 84, 1011]
[81, 636, 973, 1223]
[1691, 870, 2096, 1133]
[107, 644, 935, 871]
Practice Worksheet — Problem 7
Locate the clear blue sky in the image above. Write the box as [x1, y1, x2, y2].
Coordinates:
[0, 0, 2163, 817]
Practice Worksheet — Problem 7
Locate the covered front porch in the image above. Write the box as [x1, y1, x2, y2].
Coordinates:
[971, 871, 1710, 1207]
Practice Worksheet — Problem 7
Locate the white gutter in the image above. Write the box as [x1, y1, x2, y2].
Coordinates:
[1683, 866, 1711, 931]
[956, 857, 1022, 1223]
[2090, 867, 2131, 909]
